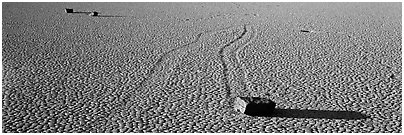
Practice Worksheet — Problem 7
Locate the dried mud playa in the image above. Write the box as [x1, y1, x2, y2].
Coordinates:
[2, 2, 401, 133]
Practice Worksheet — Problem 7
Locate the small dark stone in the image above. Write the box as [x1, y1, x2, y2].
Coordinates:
[185, 18, 190, 21]
[300, 30, 310, 33]
[234, 96, 276, 116]
[65, 8, 73, 13]
[89, 12, 98, 16]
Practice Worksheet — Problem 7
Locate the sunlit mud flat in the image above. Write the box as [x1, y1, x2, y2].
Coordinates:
[2, 2, 401, 133]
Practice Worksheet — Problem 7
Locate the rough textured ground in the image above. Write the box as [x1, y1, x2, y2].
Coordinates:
[2, 2, 402, 133]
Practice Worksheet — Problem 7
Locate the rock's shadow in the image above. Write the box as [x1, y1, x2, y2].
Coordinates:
[267, 108, 370, 120]
[72, 11, 92, 14]
[70, 11, 125, 18]
[94, 15, 126, 18]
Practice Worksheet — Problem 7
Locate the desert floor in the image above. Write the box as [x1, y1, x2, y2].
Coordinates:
[2, 2, 402, 133]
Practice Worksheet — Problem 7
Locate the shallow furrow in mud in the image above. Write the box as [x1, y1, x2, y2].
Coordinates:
[218, 25, 248, 106]
[135, 33, 203, 91]
[233, 25, 256, 96]
[135, 25, 239, 91]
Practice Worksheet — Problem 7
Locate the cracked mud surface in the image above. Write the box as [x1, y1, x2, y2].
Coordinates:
[2, 2, 402, 133]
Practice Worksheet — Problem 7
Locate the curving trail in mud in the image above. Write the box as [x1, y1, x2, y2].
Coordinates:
[134, 24, 254, 110]
[135, 25, 241, 92]
[217, 25, 248, 107]
[135, 33, 203, 91]
[232, 25, 257, 97]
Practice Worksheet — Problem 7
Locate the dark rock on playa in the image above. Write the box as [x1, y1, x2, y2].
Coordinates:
[300, 30, 310, 33]
[65, 8, 73, 13]
[89, 12, 98, 16]
[234, 96, 276, 116]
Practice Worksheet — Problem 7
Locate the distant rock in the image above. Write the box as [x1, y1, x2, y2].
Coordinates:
[300, 30, 311, 33]
[234, 96, 276, 116]
[65, 8, 73, 13]
[89, 12, 98, 16]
